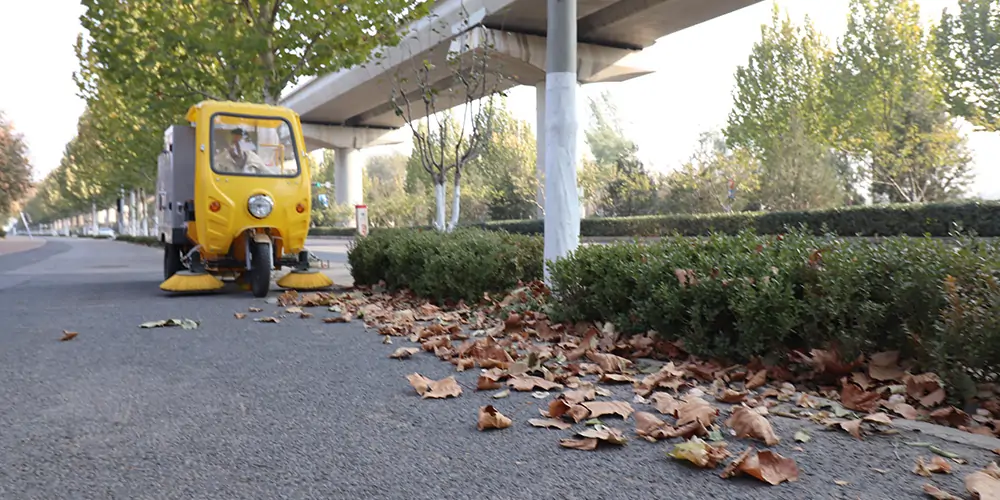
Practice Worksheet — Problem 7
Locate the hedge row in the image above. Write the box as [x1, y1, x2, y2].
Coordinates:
[309, 201, 1000, 238]
[347, 228, 542, 303]
[547, 230, 1000, 397]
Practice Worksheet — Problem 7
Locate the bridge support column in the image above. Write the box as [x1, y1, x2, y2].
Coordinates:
[543, 0, 581, 281]
[333, 147, 364, 227]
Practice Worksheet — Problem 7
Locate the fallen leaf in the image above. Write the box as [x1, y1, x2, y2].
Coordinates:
[893, 403, 919, 420]
[580, 401, 634, 421]
[793, 430, 811, 443]
[382, 335, 392, 344]
[390, 347, 420, 359]
[922, 483, 962, 500]
[717, 389, 748, 404]
[508, 375, 563, 392]
[913, 456, 952, 477]
[676, 396, 718, 427]
[59, 330, 78, 341]
[234, 313, 247, 319]
[841, 383, 881, 412]
[477, 374, 503, 391]
[406, 373, 462, 399]
[746, 369, 768, 390]
[529, 418, 572, 430]
[254, 317, 280, 324]
[863, 412, 893, 426]
[478, 405, 512, 431]
[868, 351, 905, 381]
[599, 373, 635, 384]
[635, 411, 675, 441]
[834, 480, 849, 486]
[721, 447, 799, 485]
[248, 307, 262, 312]
[586, 351, 633, 373]
[562, 388, 597, 405]
[726, 406, 780, 445]
[140, 318, 199, 329]
[577, 425, 628, 444]
[966, 468, 1000, 499]
[906, 373, 946, 407]
[929, 407, 972, 428]
[285, 306, 303, 314]
[668, 437, 731, 468]
[323, 316, 350, 324]
[559, 438, 598, 450]
[532, 391, 550, 399]
[840, 419, 863, 439]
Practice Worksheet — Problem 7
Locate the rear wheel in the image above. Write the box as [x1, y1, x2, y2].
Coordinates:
[163, 243, 184, 280]
[249, 242, 271, 298]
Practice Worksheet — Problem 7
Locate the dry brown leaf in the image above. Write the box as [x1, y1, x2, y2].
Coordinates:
[562, 388, 597, 405]
[966, 468, 1000, 499]
[600, 373, 635, 384]
[650, 392, 681, 415]
[862, 412, 893, 426]
[389, 347, 420, 360]
[668, 437, 732, 468]
[406, 373, 462, 399]
[544, 399, 573, 419]
[234, 313, 247, 319]
[717, 389, 748, 404]
[323, 316, 349, 324]
[635, 411, 675, 441]
[726, 406, 780, 445]
[721, 447, 799, 485]
[906, 373, 946, 407]
[929, 407, 972, 428]
[586, 350, 632, 374]
[839, 419, 863, 439]
[868, 351, 905, 381]
[841, 383, 881, 412]
[477, 405, 512, 431]
[559, 438, 598, 450]
[529, 418, 572, 430]
[59, 331, 78, 342]
[299, 312, 314, 319]
[248, 307, 262, 312]
[577, 425, 628, 444]
[922, 484, 962, 500]
[255, 317, 280, 323]
[913, 456, 952, 477]
[508, 375, 563, 392]
[477, 374, 503, 391]
[581, 401, 634, 420]
[746, 369, 768, 390]
[676, 396, 718, 427]
[893, 403, 919, 420]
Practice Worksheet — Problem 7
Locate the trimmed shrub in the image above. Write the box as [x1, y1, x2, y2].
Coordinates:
[0, 227, 5, 238]
[347, 228, 543, 304]
[116, 235, 162, 247]
[547, 230, 1000, 389]
[478, 201, 1000, 238]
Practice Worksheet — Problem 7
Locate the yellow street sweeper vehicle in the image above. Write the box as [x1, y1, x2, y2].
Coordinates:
[157, 100, 332, 297]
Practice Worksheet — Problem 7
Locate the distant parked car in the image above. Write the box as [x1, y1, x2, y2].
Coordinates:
[97, 227, 117, 239]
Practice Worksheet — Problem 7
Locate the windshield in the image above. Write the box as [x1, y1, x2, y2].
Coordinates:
[210, 113, 300, 177]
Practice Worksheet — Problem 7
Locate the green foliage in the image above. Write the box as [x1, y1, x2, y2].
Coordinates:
[934, 0, 1000, 131]
[475, 200, 1000, 238]
[829, 0, 973, 203]
[546, 230, 1000, 389]
[0, 112, 34, 220]
[347, 228, 542, 303]
[660, 131, 761, 214]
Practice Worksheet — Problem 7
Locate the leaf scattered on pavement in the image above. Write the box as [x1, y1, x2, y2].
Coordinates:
[477, 405, 512, 431]
[254, 317, 280, 324]
[839, 419, 864, 439]
[560, 424, 627, 450]
[913, 456, 952, 477]
[721, 447, 799, 485]
[389, 347, 420, 359]
[492, 389, 509, 399]
[922, 483, 962, 500]
[529, 418, 572, 430]
[59, 330, 78, 341]
[406, 373, 462, 399]
[965, 462, 1000, 499]
[248, 307, 262, 313]
[668, 437, 731, 468]
[234, 313, 246, 319]
[676, 396, 718, 427]
[726, 405, 780, 445]
[507, 375, 563, 392]
[793, 430, 811, 443]
[140, 318, 199, 329]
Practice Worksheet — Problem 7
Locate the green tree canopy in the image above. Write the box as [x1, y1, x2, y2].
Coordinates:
[0, 112, 34, 220]
[934, 0, 1000, 131]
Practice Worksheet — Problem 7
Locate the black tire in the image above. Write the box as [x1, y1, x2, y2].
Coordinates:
[249, 241, 272, 298]
[164, 243, 184, 280]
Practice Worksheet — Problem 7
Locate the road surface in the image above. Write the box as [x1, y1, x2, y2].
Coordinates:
[1, 237, 997, 499]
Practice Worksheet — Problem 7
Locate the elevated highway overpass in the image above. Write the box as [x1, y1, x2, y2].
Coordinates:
[282, 0, 762, 220]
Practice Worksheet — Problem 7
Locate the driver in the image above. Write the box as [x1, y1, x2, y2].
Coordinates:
[214, 128, 269, 174]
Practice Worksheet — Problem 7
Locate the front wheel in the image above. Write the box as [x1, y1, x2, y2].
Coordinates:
[249, 241, 271, 298]
[164, 243, 184, 280]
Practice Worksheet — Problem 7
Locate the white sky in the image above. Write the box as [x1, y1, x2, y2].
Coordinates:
[2, 0, 997, 199]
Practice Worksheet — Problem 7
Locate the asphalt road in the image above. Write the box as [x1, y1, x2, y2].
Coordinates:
[1, 237, 998, 500]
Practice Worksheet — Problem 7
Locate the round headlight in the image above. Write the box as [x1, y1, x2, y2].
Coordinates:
[248, 194, 274, 219]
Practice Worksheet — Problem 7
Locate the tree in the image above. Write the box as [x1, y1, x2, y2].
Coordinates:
[389, 19, 505, 231]
[829, 0, 973, 203]
[662, 131, 761, 214]
[0, 112, 34, 220]
[79, 0, 429, 105]
[470, 105, 538, 221]
[756, 111, 846, 211]
[934, 0, 1000, 131]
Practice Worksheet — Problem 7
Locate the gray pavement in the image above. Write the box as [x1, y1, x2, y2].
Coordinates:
[1, 237, 998, 499]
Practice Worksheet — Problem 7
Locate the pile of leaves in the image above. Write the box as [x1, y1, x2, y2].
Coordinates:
[261, 285, 1000, 494]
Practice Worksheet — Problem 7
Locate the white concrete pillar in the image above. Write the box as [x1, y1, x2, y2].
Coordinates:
[535, 82, 547, 219]
[334, 147, 364, 227]
[543, 0, 581, 282]
[129, 189, 137, 236]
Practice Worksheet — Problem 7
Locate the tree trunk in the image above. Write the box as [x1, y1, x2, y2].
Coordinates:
[447, 169, 461, 232]
[434, 179, 446, 231]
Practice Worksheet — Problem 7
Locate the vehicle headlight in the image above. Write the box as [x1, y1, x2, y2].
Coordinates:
[247, 194, 274, 219]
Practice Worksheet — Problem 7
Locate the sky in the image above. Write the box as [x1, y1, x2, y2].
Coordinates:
[1, 0, 997, 199]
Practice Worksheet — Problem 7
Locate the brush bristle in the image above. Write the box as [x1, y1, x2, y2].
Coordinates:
[160, 272, 225, 292]
[276, 271, 333, 290]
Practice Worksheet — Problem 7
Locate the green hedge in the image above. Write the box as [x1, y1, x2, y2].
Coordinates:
[547, 230, 1000, 397]
[347, 228, 543, 304]
[115, 235, 163, 247]
[475, 200, 1000, 237]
